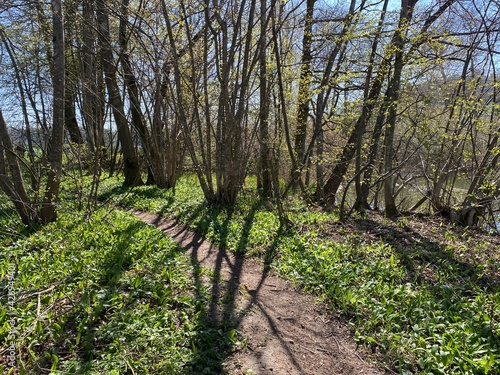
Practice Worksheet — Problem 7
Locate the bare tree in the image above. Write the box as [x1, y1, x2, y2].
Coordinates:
[162, 0, 262, 205]
[320, 0, 457, 212]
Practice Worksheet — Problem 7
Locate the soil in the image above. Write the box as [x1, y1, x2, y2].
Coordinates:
[131, 209, 387, 375]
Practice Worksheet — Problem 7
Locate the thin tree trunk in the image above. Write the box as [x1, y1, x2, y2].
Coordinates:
[65, 91, 84, 144]
[39, 0, 65, 223]
[354, 0, 389, 211]
[383, 0, 417, 217]
[161, 0, 215, 202]
[96, 0, 142, 186]
[259, 0, 272, 197]
[321, 56, 391, 204]
[0, 110, 36, 225]
[81, 0, 105, 153]
[291, 0, 315, 190]
[322, 0, 455, 206]
[356, 88, 388, 210]
[313, 0, 361, 201]
[119, 0, 155, 184]
[0, 28, 38, 191]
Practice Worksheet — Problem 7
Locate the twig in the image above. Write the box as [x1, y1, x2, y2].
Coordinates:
[331, 334, 342, 352]
[37, 292, 41, 316]
[355, 352, 366, 363]
[123, 354, 137, 375]
[298, 344, 316, 354]
[17, 285, 56, 303]
[317, 345, 337, 366]
[316, 346, 335, 355]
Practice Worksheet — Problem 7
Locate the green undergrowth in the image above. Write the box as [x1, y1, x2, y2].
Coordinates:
[0, 195, 31, 248]
[99, 175, 325, 257]
[0, 206, 236, 374]
[100, 175, 500, 374]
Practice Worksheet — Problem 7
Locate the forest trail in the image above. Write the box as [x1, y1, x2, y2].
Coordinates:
[131, 209, 387, 375]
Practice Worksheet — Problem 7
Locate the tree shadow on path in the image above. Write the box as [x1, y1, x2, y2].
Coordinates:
[133, 207, 385, 375]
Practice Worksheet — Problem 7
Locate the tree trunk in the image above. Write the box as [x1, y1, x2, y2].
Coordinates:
[96, 0, 142, 186]
[291, 0, 315, 190]
[354, 0, 389, 211]
[0, 28, 38, 191]
[355, 90, 388, 211]
[161, 0, 215, 202]
[321, 61, 390, 204]
[65, 90, 84, 144]
[39, 0, 66, 223]
[258, 0, 272, 198]
[81, 0, 105, 154]
[119, 0, 156, 185]
[321, 0, 454, 206]
[383, 0, 416, 217]
[0, 110, 37, 225]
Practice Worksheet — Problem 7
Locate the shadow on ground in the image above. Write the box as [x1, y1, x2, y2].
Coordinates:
[135, 204, 381, 375]
[136, 202, 303, 373]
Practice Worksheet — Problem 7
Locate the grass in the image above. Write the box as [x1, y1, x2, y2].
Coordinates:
[0, 194, 31, 248]
[99, 175, 500, 374]
[0, 205, 236, 374]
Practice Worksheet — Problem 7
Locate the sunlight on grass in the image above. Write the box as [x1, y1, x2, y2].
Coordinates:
[99, 175, 500, 374]
[0, 207, 234, 374]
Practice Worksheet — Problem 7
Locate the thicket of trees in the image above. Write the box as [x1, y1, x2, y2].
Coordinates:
[0, 0, 499, 230]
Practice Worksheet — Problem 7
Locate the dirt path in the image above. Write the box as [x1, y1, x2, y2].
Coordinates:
[131, 210, 387, 375]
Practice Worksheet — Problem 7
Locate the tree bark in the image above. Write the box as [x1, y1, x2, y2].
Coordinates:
[354, 0, 389, 211]
[39, 0, 66, 223]
[291, 0, 315, 190]
[161, 0, 215, 202]
[258, 0, 272, 198]
[119, 0, 156, 185]
[96, 0, 142, 186]
[383, 0, 418, 218]
[0, 28, 38, 191]
[0, 110, 36, 225]
[65, 90, 84, 144]
[81, 0, 105, 154]
[313, 0, 362, 201]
